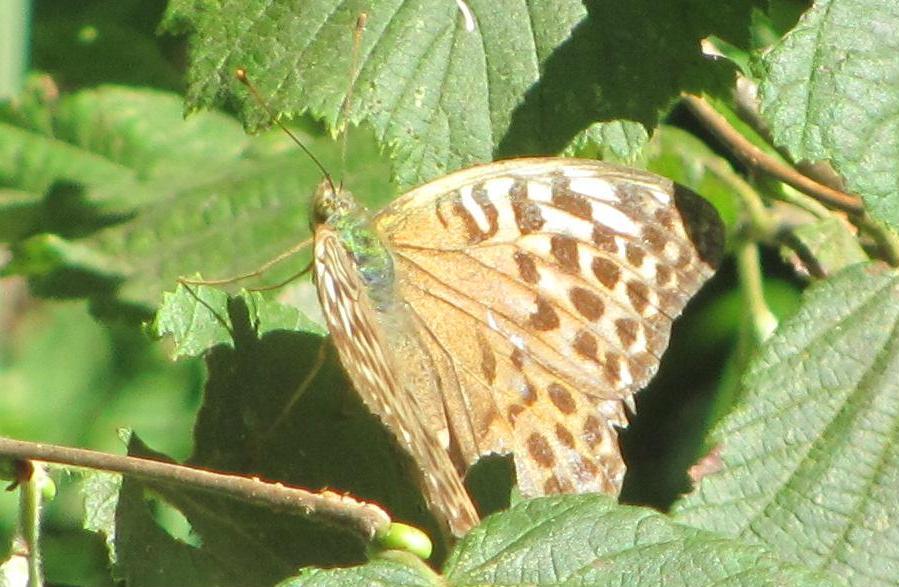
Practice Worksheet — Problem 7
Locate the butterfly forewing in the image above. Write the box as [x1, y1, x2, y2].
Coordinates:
[314, 157, 723, 536]
[373, 158, 723, 502]
[313, 226, 480, 536]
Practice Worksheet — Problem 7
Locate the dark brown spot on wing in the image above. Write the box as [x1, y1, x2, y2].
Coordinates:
[520, 379, 538, 405]
[529, 296, 560, 330]
[655, 208, 675, 229]
[625, 243, 645, 268]
[626, 281, 650, 314]
[628, 352, 654, 383]
[674, 247, 692, 269]
[474, 185, 499, 237]
[547, 383, 576, 415]
[552, 187, 592, 220]
[451, 197, 483, 244]
[592, 257, 620, 289]
[555, 423, 576, 448]
[550, 235, 579, 273]
[578, 457, 599, 478]
[478, 333, 496, 383]
[604, 351, 622, 385]
[642, 225, 667, 254]
[615, 318, 639, 347]
[592, 224, 618, 253]
[514, 250, 539, 284]
[508, 404, 525, 424]
[673, 184, 725, 268]
[573, 330, 599, 362]
[510, 348, 525, 369]
[543, 477, 562, 493]
[583, 415, 603, 447]
[655, 264, 673, 286]
[569, 287, 605, 321]
[511, 182, 545, 233]
[527, 433, 555, 468]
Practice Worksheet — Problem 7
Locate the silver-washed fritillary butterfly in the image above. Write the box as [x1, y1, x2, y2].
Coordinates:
[312, 157, 723, 536]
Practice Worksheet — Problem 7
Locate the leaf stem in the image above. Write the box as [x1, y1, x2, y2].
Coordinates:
[736, 239, 778, 342]
[0, 436, 391, 541]
[683, 94, 864, 215]
[857, 214, 899, 267]
[20, 465, 45, 587]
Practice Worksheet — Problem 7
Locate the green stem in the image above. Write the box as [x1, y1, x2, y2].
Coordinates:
[736, 239, 778, 343]
[858, 214, 899, 267]
[19, 464, 44, 587]
[773, 183, 832, 219]
[0, 0, 30, 98]
[732, 176, 776, 241]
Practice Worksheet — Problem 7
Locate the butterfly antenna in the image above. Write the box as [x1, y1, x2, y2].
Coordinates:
[338, 12, 368, 172]
[179, 237, 312, 286]
[235, 68, 338, 196]
[247, 258, 315, 292]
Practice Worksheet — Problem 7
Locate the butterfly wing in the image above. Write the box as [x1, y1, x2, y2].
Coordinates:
[373, 158, 723, 498]
[313, 225, 480, 536]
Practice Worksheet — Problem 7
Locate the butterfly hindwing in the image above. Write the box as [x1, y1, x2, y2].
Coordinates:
[373, 158, 723, 500]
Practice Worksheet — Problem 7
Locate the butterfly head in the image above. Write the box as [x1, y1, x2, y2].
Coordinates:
[311, 178, 363, 228]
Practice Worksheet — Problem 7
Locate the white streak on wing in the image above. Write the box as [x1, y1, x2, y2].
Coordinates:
[338, 304, 353, 337]
[517, 381, 532, 401]
[591, 201, 639, 235]
[527, 180, 553, 203]
[599, 400, 623, 419]
[648, 187, 671, 204]
[488, 188, 516, 233]
[510, 333, 526, 350]
[618, 358, 633, 387]
[561, 166, 599, 178]
[460, 185, 491, 233]
[486, 309, 499, 331]
[437, 428, 451, 449]
[568, 178, 619, 202]
[624, 395, 637, 415]
[538, 207, 594, 240]
[484, 177, 515, 201]
[322, 271, 337, 302]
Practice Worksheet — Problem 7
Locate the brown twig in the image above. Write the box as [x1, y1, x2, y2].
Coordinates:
[0, 436, 391, 540]
[683, 94, 864, 215]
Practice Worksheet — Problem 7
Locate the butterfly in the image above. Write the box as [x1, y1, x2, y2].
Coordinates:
[311, 157, 724, 537]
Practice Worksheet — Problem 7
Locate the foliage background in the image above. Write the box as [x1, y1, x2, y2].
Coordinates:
[1, 0, 896, 585]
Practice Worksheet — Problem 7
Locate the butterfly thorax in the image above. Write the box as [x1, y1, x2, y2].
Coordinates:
[312, 179, 395, 310]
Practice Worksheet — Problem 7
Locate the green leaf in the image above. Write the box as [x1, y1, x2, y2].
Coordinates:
[787, 216, 869, 277]
[281, 553, 439, 587]
[166, 0, 749, 187]
[152, 284, 325, 360]
[293, 496, 838, 586]
[100, 299, 453, 584]
[82, 472, 121, 564]
[110, 476, 236, 587]
[759, 0, 899, 229]
[674, 262, 899, 586]
[449, 496, 837, 585]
